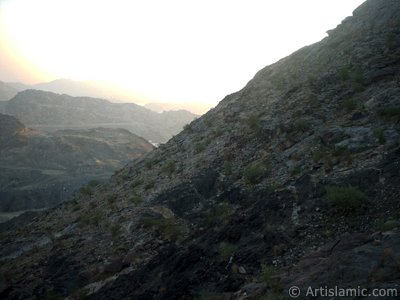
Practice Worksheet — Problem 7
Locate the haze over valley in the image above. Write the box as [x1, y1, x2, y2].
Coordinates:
[0, 113, 154, 220]
[0, 83, 198, 220]
[0, 89, 197, 144]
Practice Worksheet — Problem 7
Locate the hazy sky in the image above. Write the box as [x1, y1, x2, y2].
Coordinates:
[0, 0, 365, 105]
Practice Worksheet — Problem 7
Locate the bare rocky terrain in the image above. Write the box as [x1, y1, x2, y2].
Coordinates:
[0, 0, 400, 299]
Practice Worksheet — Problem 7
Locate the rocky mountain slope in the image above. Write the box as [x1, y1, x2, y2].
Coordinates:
[1, 0, 400, 299]
[0, 113, 153, 213]
[0, 90, 197, 143]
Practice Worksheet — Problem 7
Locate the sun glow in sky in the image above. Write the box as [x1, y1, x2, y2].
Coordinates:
[0, 0, 365, 106]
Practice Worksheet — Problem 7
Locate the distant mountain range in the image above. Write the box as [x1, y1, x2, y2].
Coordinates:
[0, 79, 141, 103]
[145, 102, 213, 115]
[0, 113, 154, 214]
[32, 78, 141, 103]
[0, 78, 212, 114]
[0, 89, 198, 143]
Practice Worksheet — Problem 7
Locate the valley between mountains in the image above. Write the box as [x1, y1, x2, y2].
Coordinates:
[0, 89, 197, 219]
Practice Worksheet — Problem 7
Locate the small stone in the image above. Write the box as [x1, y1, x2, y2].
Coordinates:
[238, 266, 247, 274]
[104, 258, 124, 274]
[373, 239, 381, 245]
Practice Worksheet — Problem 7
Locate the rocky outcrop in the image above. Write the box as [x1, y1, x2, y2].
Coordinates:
[0, 0, 399, 299]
